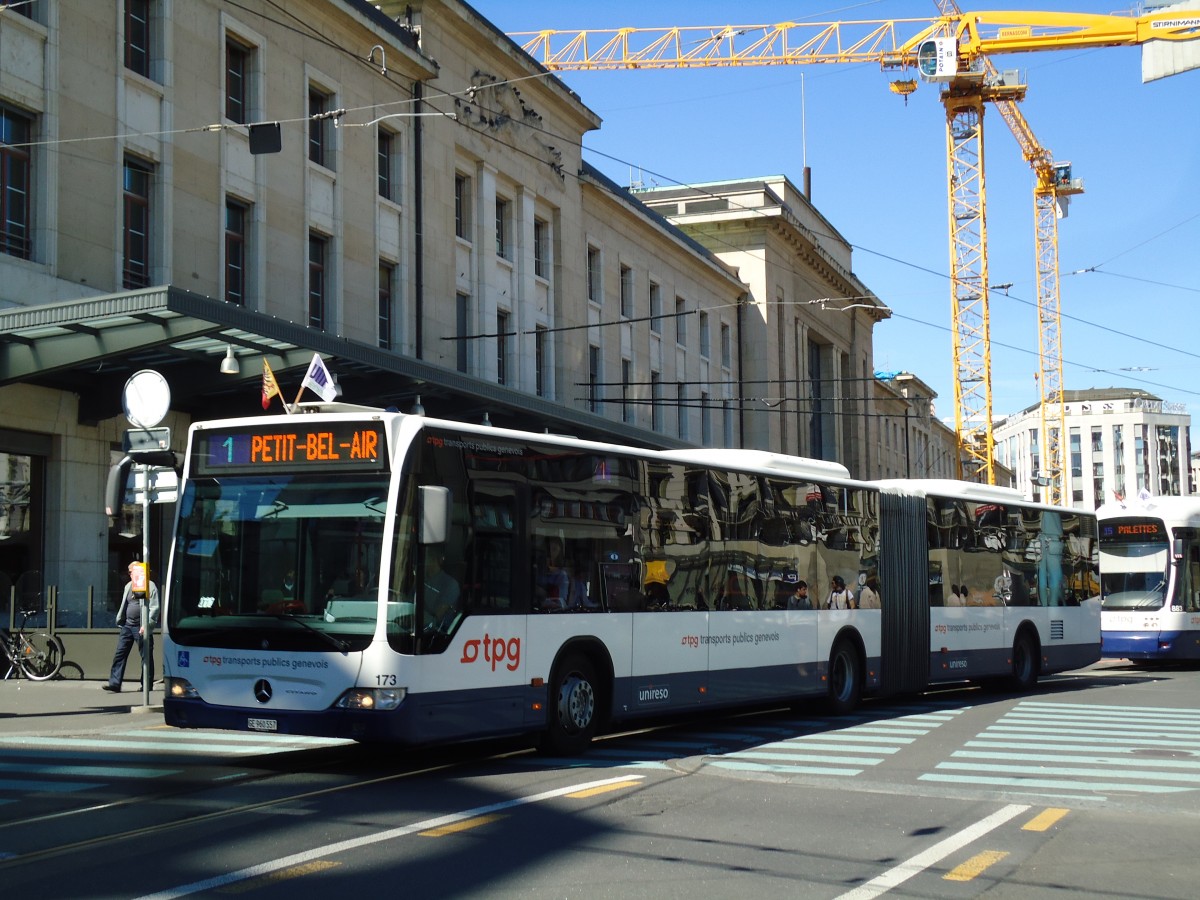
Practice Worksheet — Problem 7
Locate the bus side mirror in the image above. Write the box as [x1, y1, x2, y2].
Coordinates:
[105, 456, 134, 517]
[419, 486, 450, 545]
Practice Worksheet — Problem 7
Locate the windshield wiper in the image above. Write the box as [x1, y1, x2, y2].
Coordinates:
[265, 613, 348, 652]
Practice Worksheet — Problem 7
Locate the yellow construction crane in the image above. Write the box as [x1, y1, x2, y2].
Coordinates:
[932, 0, 1077, 502]
[514, 9, 1200, 486]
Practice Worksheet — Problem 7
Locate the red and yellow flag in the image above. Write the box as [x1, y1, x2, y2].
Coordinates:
[261, 359, 281, 410]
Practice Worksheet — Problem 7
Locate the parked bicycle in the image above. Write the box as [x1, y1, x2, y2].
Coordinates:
[1, 608, 64, 681]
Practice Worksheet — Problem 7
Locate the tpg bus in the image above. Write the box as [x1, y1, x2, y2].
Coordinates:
[162, 405, 1100, 753]
[1098, 497, 1200, 661]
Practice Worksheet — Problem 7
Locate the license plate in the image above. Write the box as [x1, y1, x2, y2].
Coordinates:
[248, 717, 278, 733]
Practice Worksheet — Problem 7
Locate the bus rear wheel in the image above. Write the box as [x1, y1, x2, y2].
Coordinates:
[539, 653, 598, 756]
[826, 640, 861, 715]
[1010, 632, 1039, 691]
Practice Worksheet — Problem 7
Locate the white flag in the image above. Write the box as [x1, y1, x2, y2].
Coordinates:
[301, 353, 338, 402]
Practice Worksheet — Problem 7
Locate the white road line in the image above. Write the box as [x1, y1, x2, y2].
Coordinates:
[134, 773, 645, 899]
[833, 803, 1030, 900]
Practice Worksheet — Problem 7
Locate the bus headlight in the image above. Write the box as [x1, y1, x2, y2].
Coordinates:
[165, 677, 200, 700]
[335, 687, 406, 710]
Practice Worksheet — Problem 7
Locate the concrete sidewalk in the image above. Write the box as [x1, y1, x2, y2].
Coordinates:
[0, 678, 164, 737]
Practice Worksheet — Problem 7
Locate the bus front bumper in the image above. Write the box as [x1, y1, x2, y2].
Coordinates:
[163, 696, 420, 743]
[1101, 630, 1198, 660]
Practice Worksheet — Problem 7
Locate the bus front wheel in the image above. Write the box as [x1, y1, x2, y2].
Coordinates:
[826, 640, 862, 715]
[539, 653, 599, 755]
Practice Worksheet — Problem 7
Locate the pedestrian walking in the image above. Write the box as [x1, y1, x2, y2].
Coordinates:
[103, 561, 159, 692]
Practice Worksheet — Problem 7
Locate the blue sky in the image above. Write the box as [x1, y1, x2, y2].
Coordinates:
[472, 1, 1200, 422]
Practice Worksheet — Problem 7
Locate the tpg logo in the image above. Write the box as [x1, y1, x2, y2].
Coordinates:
[460, 634, 521, 672]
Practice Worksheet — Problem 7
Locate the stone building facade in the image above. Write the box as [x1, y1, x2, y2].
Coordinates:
[1, 0, 897, 645]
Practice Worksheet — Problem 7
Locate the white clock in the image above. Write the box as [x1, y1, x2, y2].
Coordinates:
[122, 369, 171, 428]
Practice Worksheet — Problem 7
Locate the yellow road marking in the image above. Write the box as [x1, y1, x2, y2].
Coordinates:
[217, 861, 339, 893]
[419, 813, 505, 837]
[565, 779, 643, 799]
[944, 850, 1009, 882]
[1023, 807, 1069, 832]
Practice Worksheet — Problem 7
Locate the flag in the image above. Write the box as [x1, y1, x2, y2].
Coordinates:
[300, 353, 338, 402]
[261, 359, 281, 410]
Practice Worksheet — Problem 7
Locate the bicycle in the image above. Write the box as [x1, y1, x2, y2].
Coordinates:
[1, 608, 65, 681]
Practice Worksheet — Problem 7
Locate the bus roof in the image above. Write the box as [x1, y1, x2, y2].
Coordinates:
[1097, 495, 1200, 524]
[874, 479, 1034, 505]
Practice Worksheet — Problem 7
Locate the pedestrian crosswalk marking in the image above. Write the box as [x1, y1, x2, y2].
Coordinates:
[0, 761, 178, 778]
[518, 702, 970, 774]
[921, 773, 1190, 794]
[0, 777, 104, 793]
[0, 736, 317, 755]
[921, 700, 1200, 800]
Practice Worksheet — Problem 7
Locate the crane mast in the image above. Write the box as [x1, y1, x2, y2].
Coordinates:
[932, 0, 1078, 499]
[515, 10, 1200, 486]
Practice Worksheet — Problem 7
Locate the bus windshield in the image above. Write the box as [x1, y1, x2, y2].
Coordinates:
[1099, 542, 1169, 611]
[167, 472, 390, 650]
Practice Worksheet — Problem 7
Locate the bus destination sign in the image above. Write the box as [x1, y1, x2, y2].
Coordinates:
[1099, 518, 1167, 542]
[194, 422, 387, 474]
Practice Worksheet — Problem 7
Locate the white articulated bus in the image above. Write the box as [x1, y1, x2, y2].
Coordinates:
[1098, 497, 1200, 661]
[162, 406, 1100, 753]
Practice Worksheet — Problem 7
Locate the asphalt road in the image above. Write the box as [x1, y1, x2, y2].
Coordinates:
[2, 660, 1199, 898]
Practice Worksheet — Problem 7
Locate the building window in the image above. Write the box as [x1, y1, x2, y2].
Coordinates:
[496, 311, 510, 385]
[124, 0, 151, 78]
[699, 311, 710, 358]
[621, 359, 633, 424]
[675, 296, 687, 345]
[1135, 424, 1148, 495]
[535, 325, 548, 397]
[721, 322, 732, 369]
[377, 128, 397, 201]
[649, 282, 662, 334]
[701, 391, 711, 444]
[587, 246, 601, 303]
[677, 383, 688, 440]
[378, 261, 394, 350]
[808, 339, 825, 458]
[454, 174, 471, 239]
[308, 232, 327, 329]
[651, 370, 662, 432]
[2, 1, 37, 20]
[534, 218, 548, 278]
[619, 265, 633, 319]
[589, 345, 600, 413]
[122, 156, 152, 289]
[308, 86, 333, 168]
[0, 443, 45, 607]
[495, 197, 510, 259]
[224, 199, 247, 305]
[225, 37, 250, 124]
[1, 105, 32, 261]
[456, 293, 469, 373]
[1113, 424, 1126, 499]
[1157, 424, 1181, 495]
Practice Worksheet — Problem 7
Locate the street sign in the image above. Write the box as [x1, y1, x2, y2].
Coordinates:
[129, 466, 179, 505]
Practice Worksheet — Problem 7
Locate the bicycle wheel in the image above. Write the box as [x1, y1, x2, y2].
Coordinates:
[18, 632, 64, 681]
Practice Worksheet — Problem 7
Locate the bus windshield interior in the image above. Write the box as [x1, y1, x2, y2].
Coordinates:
[167, 473, 389, 650]
[1100, 542, 1169, 611]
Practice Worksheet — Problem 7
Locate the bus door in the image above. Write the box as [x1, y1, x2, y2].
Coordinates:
[414, 471, 529, 741]
[1175, 529, 1200, 614]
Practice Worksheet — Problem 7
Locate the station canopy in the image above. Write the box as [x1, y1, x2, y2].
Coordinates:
[0, 285, 682, 449]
